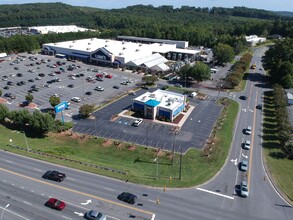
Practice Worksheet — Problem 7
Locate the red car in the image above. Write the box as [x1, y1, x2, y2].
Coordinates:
[105, 74, 112, 78]
[45, 198, 66, 211]
[96, 74, 104, 78]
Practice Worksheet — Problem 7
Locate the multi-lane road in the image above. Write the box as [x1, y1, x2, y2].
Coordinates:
[1, 47, 292, 220]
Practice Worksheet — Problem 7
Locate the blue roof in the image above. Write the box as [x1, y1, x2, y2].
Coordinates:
[145, 99, 160, 107]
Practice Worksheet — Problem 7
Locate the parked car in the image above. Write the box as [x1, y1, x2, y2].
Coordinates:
[49, 72, 55, 76]
[117, 192, 137, 204]
[94, 86, 104, 91]
[256, 104, 263, 110]
[239, 95, 247, 100]
[38, 73, 45, 77]
[35, 76, 41, 80]
[240, 181, 249, 197]
[45, 198, 66, 211]
[42, 170, 66, 182]
[16, 73, 23, 77]
[96, 77, 104, 81]
[68, 84, 74, 88]
[71, 97, 81, 102]
[121, 81, 128, 85]
[3, 86, 9, 90]
[113, 85, 120, 89]
[85, 91, 92, 95]
[240, 160, 248, 171]
[175, 83, 182, 87]
[105, 74, 112, 78]
[133, 118, 143, 127]
[7, 81, 14, 86]
[84, 210, 106, 220]
[28, 79, 34, 82]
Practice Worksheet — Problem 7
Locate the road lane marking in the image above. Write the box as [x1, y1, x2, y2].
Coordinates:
[196, 188, 234, 200]
[0, 205, 29, 220]
[33, 168, 42, 172]
[6, 160, 13, 163]
[0, 167, 154, 216]
[105, 187, 115, 192]
[23, 201, 32, 205]
[62, 215, 72, 220]
[66, 177, 75, 181]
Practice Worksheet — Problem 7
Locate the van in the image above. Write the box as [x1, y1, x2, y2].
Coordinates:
[189, 92, 197, 97]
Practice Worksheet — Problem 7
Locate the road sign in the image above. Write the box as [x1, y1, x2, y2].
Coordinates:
[54, 101, 68, 113]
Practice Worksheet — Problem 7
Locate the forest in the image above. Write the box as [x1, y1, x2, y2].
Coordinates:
[0, 3, 292, 50]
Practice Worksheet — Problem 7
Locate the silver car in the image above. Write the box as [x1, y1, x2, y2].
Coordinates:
[240, 160, 248, 171]
[84, 210, 106, 220]
[243, 140, 251, 150]
[240, 181, 249, 197]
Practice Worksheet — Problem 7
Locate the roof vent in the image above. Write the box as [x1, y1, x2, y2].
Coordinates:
[139, 44, 142, 47]
[105, 45, 108, 47]
[123, 47, 126, 50]
[88, 42, 91, 45]
[69, 45, 73, 48]
[106, 40, 109, 42]
[122, 41, 125, 44]
[73, 40, 76, 43]
[87, 48, 91, 50]
[136, 49, 140, 52]
[91, 38, 94, 41]
[119, 52, 123, 55]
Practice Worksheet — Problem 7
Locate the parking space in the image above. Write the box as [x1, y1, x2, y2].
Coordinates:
[0, 52, 142, 117]
[73, 87, 223, 153]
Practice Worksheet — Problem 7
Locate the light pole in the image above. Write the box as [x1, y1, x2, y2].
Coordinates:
[154, 157, 159, 180]
[18, 131, 30, 151]
[1, 204, 9, 220]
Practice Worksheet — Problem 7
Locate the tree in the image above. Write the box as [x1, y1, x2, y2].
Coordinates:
[25, 93, 34, 103]
[213, 43, 235, 65]
[49, 95, 61, 108]
[142, 75, 159, 85]
[190, 61, 211, 82]
[0, 104, 9, 122]
[79, 104, 95, 118]
[29, 110, 54, 134]
[0, 89, 2, 97]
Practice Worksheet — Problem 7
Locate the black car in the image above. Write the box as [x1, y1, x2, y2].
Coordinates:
[7, 81, 14, 86]
[42, 170, 66, 182]
[38, 73, 45, 77]
[4, 93, 12, 97]
[117, 192, 137, 204]
[256, 104, 263, 110]
[79, 73, 85, 77]
[16, 73, 23, 77]
[20, 81, 26, 85]
[3, 86, 9, 90]
[239, 95, 247, 100]
[113, 85, 120, 89]
[28, 79, 34, 82]
[68, 84, 74, 88]
[85, 91, 92, 95]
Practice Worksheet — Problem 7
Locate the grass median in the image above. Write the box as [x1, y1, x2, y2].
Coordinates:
[0, 99, 238, 188]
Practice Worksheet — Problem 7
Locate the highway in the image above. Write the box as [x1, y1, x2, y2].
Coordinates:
[1, 47, 293, 220]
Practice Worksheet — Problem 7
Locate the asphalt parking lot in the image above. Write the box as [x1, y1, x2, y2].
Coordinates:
[0, 52, 142, 120]
[73, 88, 223, 153]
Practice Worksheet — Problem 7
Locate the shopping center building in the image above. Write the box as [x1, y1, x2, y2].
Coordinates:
[42, 36, 201, 72]
[132, 89, 186, 122]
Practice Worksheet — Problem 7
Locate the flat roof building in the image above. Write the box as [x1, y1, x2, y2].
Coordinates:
[245, 35, 266, 46]
[29, 25, 90, 35]
[132, 89, 186, 122]
[42, 37, 201, 72]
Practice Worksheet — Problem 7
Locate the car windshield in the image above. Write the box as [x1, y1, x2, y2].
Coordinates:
[55, 200, 62, 206]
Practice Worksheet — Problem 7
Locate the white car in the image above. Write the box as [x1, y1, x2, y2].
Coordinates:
[243, 140, 251, 150]
[71, 97, 81, 103]
[53, 94, 59, 98]
[133, 118, 143, 127]
[94, 86, 104, 91]
[244, 126, 252, 135]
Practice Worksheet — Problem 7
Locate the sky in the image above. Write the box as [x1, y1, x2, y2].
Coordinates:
[0, 0, 292, 12]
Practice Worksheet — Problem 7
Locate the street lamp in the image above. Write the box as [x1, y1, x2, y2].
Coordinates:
[1, 204, 9, 220]
[17, 131, 30, 151]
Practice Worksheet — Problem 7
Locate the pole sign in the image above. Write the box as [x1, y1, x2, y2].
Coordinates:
[54, 101, 68, 113]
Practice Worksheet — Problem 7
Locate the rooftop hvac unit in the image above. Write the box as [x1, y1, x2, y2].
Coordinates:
[72, 40, 76, 43]
[69, 45, 73, 48]
[136, 49, 140, 52]
[88, 42, 91, 45]
[123, 47, 126, 50]
[119, 53, 123, 55]
[91, 38, 94, 41]
[122, 41, 125, 44]
[139, 44, 142, 46]
[54, 43, 57, 45]
[87, 48, 91, 50]
[106, 40, 109, 42]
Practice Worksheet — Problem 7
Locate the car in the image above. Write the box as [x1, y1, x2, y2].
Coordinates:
[43, 84, 50, 88]
[71, 97, 81, 102]
[49, 72, 55, 76]
[16, 73, 23, 77]
[7, 81, 14, 86]
[80, 73, 85, 77]
[105, 74, 112, 78]
[113, 85, 120, 89]
[239, 95, 247, 100]
[68, 84, 74, 88]
[70, 76, 76, 80]
[243, 140, 251, 150]
[96, 77, 104, 81]
[141, 85, 150, 90]
[84, 210, 106, 220]
[42, 170, 66, 182]
[244, 126, 252, 135]
[256, 104, 263, 110]
[4, 93, 12, 97]
[53, 94, 60, 98]
[45, 198, 66, 211]
[240, 160, 248, 171]
[38, 73, 45, 77]
[117, 192, 137, 204]
[20, 81, 26, 85]
[126, 79, 132, 83]
[240, 181, 249, 197]
[14, 66, 19, 70]
[35, 76, 41, 80]
[28, 79, 34, 82]
[2, 76, 8, 81]
[3, 86, 9, 90]
[133, 118, 143, 127]
[55, 71, 61, 74]
[10, 73, 16, 77]
[175, 83, 183, 87]
[85, 91, 92, 95]
[94, 86, 104, 91]
[17, 82, 23, 86]
[22, 101, 29, 107]
[121, 81, 128, 85]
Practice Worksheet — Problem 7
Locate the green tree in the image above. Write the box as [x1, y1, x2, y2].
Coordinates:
[49, 95, 61, 108]
[0, 104, 9, 122]
[25, 93, 34, 103]
[0, 89, 2, 97]
[213, 43, 235, 65]
[142, 75, 159, 85]
[29, 110, 54, 134]
[190, 61, 211, 82]
[79, 104, 95, 118]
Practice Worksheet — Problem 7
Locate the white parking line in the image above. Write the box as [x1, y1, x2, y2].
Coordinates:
[66, 177, 75, 181]
[62, 216, 72, 220]
[104, 187, 115, 192]
[0, 205, 30, 220]
[33, 168, 42, 172]
[23, 201, 32, 205]
[196, 188, 234, 200]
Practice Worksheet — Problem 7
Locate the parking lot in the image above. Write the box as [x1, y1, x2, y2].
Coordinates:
[73, 88, 223, 153]
[0, 53, 142, 120]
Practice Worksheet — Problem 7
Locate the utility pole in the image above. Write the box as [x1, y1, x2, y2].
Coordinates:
[179, 148, 183, 180]
[172, 130, 177, 165]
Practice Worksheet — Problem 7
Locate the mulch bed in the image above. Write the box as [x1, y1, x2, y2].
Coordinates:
[0, 98, 7, 103]
[172, 113, 184, 124]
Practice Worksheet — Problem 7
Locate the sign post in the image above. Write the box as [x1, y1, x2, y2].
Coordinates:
[54, 101, 68, 124]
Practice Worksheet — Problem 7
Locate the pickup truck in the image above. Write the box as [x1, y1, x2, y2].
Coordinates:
[42, 170, 66, 182]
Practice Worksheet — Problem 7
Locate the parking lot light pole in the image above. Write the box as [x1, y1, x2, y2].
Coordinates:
[19, 131, 30, 151]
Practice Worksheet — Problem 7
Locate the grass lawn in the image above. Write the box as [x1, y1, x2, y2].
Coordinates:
[0, 98, 238, 188]
[262, 91, 293, 202]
